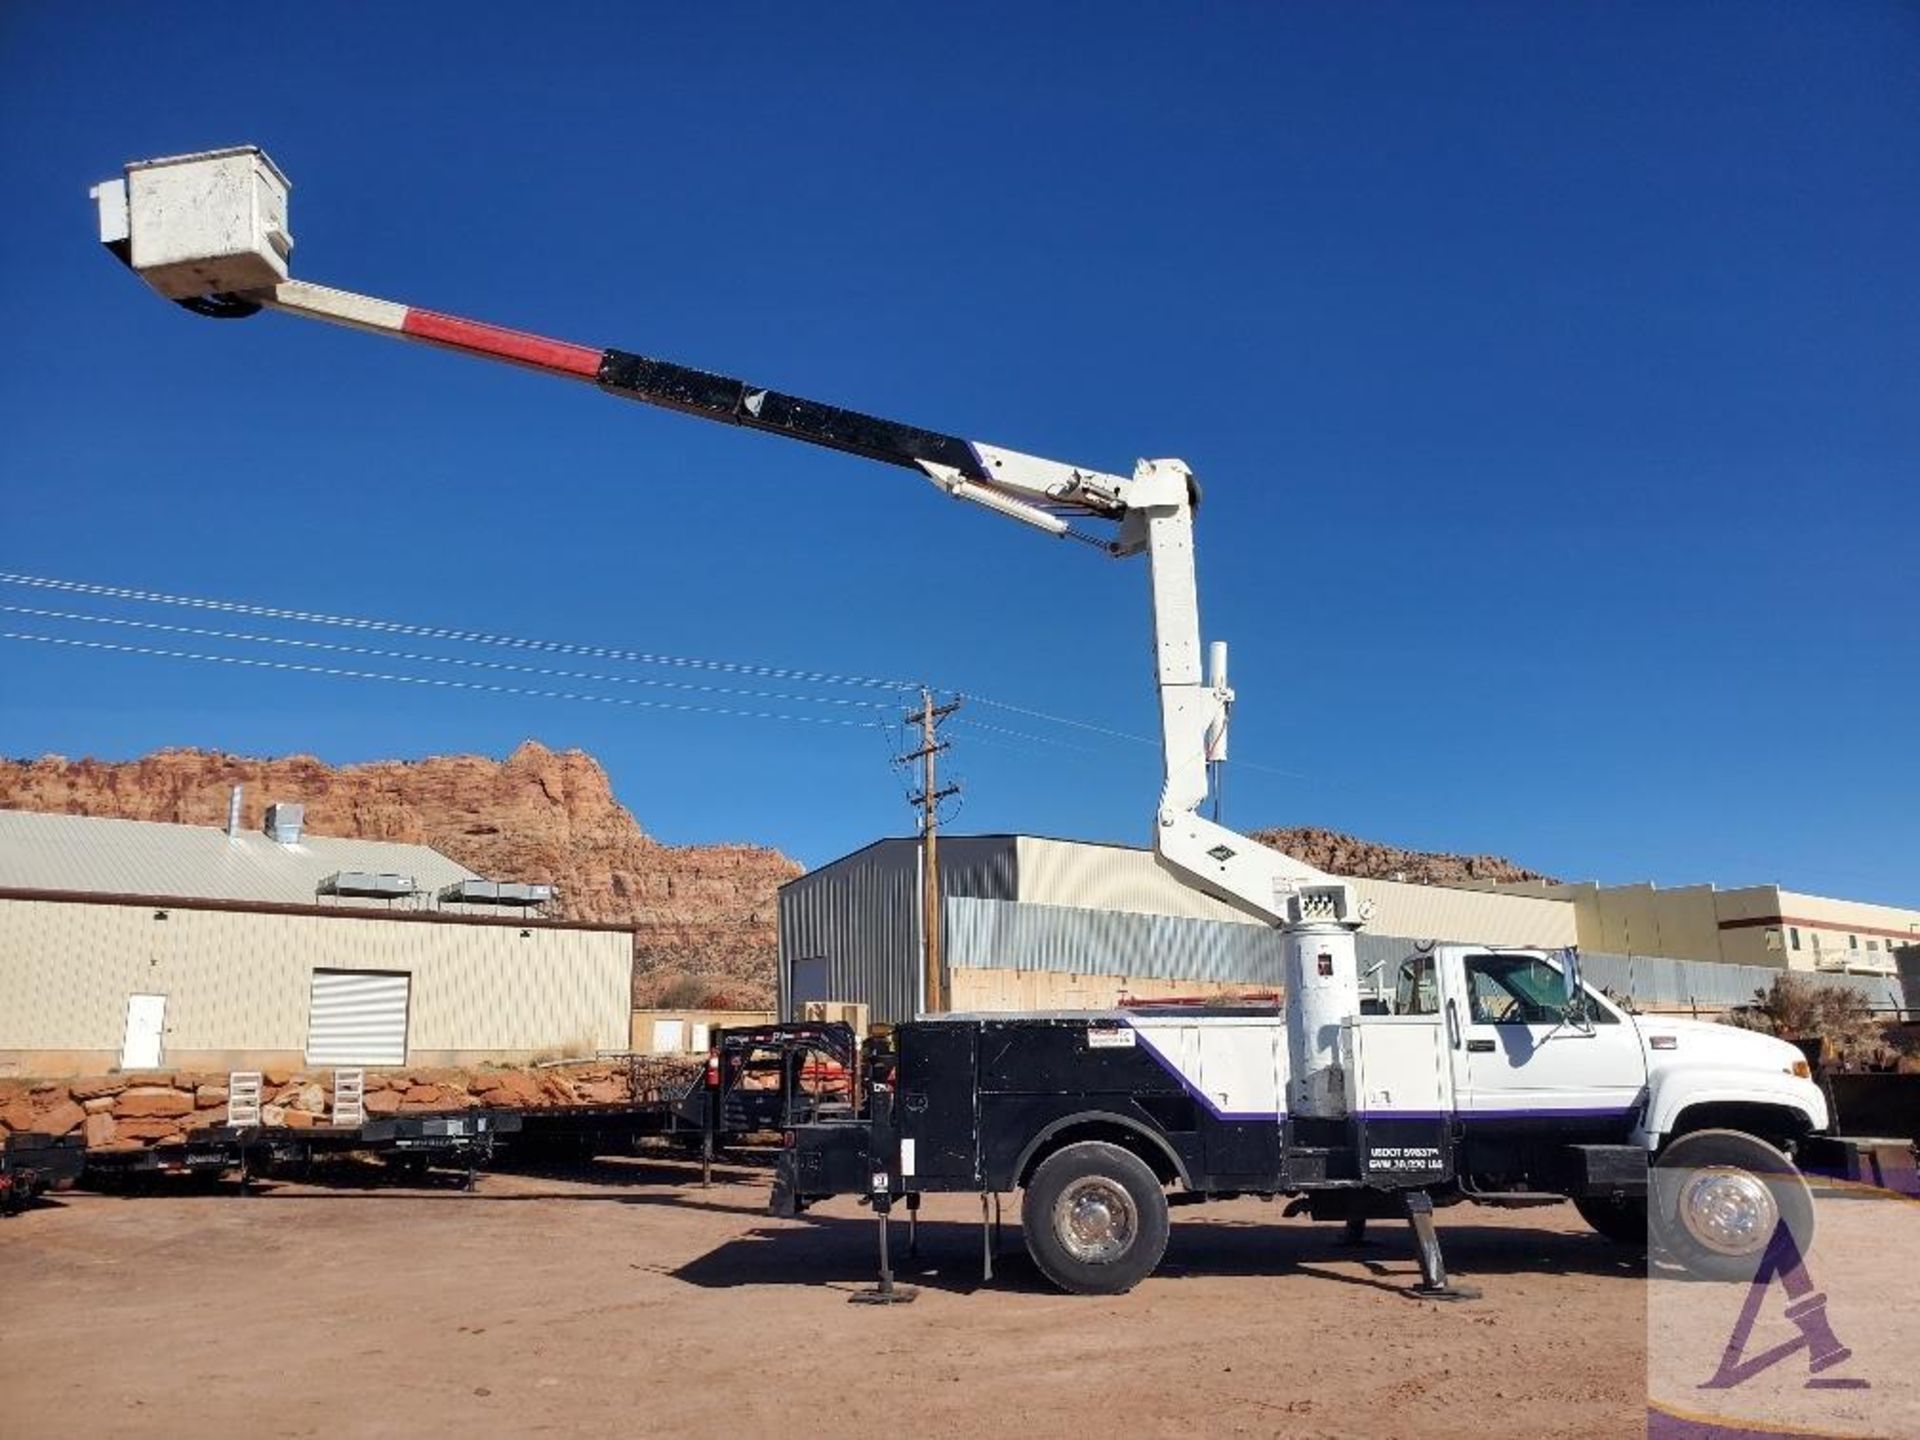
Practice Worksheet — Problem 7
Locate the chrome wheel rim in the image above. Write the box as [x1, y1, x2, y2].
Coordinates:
[1677, 1166, 1778, 1256]
[1055, 1176, 1137, 1263]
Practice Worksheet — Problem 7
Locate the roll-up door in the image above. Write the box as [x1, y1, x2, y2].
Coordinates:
[306, 969, 410, 1066]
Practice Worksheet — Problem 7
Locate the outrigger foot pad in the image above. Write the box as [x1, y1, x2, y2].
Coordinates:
[1409, 1281, 1483, 1302]
[849, 1285, 920, 1305]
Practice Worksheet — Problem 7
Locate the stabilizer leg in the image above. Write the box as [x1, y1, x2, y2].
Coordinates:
[1404, 1190, 1479, 1301]
[849, 1198, 919, 1306]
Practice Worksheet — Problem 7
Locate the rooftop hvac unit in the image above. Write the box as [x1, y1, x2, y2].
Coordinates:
[264, 803, 304, 845]
[317, 871, 417, 900]
[436, 879, 555, 909]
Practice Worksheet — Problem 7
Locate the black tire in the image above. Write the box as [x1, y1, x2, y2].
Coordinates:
[1021, 1141, 1170, 1295]
[1574, 1194, 1649, 1247]
[1651, 1129, 1814, 1284]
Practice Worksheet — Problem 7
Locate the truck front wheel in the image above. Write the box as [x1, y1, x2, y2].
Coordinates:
[1022, 1141, 1171, 1295]
[1652, 1129, 1814, 1284]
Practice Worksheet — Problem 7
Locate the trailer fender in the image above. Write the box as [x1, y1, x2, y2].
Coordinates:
[1011, 1111, 1192, 1191]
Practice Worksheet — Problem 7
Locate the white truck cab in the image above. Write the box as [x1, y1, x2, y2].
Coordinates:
[1389, 945, 1828, 1150]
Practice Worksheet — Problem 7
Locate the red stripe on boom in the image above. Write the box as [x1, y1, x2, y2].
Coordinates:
[402, 308, 603, 379]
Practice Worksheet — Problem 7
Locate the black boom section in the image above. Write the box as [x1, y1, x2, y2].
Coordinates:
[596, 349, 987, 477]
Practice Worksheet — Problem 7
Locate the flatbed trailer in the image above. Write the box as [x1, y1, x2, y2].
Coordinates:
[69, 1021, 857, 1192]
[81, 1109, 526, 1189]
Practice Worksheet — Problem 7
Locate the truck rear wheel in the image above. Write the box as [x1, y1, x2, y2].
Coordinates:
[1574, 1195, 1648, 1246]
[1652, 1129, 1814, 1284]
[1021, 1141, 1170, 1295]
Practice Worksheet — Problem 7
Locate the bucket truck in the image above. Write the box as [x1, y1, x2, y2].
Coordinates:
[91, 147, 1835, 1296]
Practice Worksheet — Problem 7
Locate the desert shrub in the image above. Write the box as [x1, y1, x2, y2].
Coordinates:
[1725, 974, 1889, 1070]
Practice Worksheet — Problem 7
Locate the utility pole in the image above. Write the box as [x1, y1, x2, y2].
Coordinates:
[901, 687, 960, 1014]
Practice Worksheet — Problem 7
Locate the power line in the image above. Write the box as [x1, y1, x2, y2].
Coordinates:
[0, 571, 917, 692]
[0, 604, 898, 713]
[951, 715, 1321, 787]
[961, 693, 1157, 747]
[0, 570, 1326, 783]
[951, 717, 1115, 755]
[959, 692, 1316, 781]
[0, 631, 886, 729]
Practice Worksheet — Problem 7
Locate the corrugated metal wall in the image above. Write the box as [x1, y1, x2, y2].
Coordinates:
[777, 836, 1016, 1023]
[1349, 877, 1575, 946]
[1579, 950, 1906, 1013]
[0, 896, 632, 1071]
[948, 896, 1285, 984]
[1015, 837, 1262, 922]
[1014, 836, 1574, 944]
[778, 835, 1906, 1024]
[946, 905, 1909, 1014]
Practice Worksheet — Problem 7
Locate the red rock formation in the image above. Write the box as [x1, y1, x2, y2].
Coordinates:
[0, 742, 799, 1005]
[1251, 825, 1557, 887]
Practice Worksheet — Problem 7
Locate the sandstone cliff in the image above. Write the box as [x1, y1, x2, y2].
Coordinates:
[1251, 825, 1557, 887]
[0, 743, 798, 1007]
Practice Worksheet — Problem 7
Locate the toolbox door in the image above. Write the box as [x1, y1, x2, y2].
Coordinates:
[1197, 1019, 1284, 1182]
[895, 1024, 980, 1188]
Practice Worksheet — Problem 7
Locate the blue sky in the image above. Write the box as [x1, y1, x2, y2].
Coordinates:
[1, 4, 1914, 901]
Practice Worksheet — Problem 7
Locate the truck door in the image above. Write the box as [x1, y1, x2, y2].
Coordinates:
[1434, 950, 1645, 1136]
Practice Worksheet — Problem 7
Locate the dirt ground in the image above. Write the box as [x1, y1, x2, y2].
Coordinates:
[0, 1151, 1647, 1439]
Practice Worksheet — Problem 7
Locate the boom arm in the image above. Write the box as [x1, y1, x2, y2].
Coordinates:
[90, 146, 1360, 937]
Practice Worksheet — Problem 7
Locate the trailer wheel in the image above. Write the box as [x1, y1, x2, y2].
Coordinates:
[1573, 1195, 1648, 1247]
[1652, 1129, 1814, 1284]
[1021, 1141, 1169, 1295]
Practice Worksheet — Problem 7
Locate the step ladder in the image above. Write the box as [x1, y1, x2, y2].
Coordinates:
[331, 1069, 366, 1127]
[227, 1072, 263, 1128]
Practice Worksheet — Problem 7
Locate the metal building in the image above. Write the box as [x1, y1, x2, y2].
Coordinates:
[779, 834, 1578, 1024]
[780, 834, 1912, 1024]
[0, 807, 634, 1078]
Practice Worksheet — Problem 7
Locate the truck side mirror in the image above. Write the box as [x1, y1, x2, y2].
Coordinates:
[1560, 948, 1590, 1028]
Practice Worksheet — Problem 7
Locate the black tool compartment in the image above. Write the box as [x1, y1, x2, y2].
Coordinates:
[895, 1020, 981, 1188]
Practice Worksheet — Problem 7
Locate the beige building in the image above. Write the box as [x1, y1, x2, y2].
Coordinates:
[0, 807, 634, 1078]
[1491, 878, 1917, 978]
